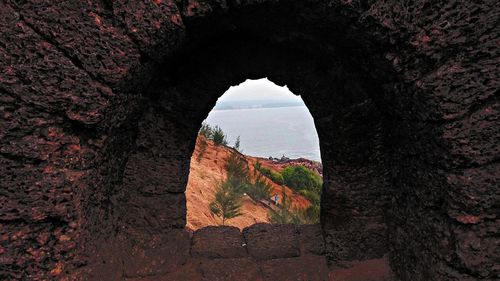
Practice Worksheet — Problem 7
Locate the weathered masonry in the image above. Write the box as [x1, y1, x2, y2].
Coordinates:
[0, 0, 498, 280]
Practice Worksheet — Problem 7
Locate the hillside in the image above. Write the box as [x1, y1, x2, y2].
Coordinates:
[186, 135, 315, 230]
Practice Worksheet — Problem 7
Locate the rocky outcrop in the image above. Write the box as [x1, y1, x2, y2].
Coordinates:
[0, 0, 498, 280]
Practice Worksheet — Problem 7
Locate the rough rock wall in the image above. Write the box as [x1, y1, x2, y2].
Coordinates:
[117, 103, 193, 234]
[0, 2, 137, 278]
[362, 1, 500, 279]
[0, 0, 498, 280]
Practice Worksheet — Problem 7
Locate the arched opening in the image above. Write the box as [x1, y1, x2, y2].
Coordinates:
[100, 31, 398, 279]
[186, 78, 322, 230]
[3, 0, 495, 280]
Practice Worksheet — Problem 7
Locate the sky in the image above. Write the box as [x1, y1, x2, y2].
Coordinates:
[217, 78, 303, 102]
[204, 78, 321, 161]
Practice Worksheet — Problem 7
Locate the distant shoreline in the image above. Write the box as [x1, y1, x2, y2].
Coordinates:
[205, 104, 321, 162]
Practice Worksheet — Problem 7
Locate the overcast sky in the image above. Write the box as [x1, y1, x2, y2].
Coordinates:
[218, 78, 302, 102]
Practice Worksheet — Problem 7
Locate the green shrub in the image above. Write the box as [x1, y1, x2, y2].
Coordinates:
[254, 161, 263, 171]
[298, 204, 320, 224]
[233, 136, 241, 152]
[199, 123, 212, 139]
[269, 206, 297, 224]
[268, 170, 284, 185]
[254, 161, 284, 185]
[279, 165, 322, 224]
[281, 165, 322, 193]
[199, 123, 228, 146]
[269, 198, 320, 225]
[211, 125, 228, 146]
[299, 189, 321, 205]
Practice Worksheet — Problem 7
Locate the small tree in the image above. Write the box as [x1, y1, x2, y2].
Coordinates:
[234, 136, 241, 152]
[210, 181, 242, 225]
[254, 161, 262, 171]
[226, 153, 250, 193]
[199, 123, 212, 138]
[211, 126, 228, 146]
[245, 164, 273, 201]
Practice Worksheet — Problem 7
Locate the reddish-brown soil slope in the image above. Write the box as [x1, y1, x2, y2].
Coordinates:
[186, 135, 312, 230]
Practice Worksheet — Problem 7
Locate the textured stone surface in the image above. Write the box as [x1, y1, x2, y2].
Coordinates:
[244, 223, 300, 260]
[124, 260, 202, 281]
[8, 0, 141, 87]
[112, 0, 185, 61]
[330, 257, 395, 281]
[298, 224, 326, 256]
[122, 230, 190, 278]
[198, 258, 262, 281]
[260, 255, 329, 281]
[80, 225, 328, 280]
[191, 226, 247, 258]
[0, 0, 498, 280]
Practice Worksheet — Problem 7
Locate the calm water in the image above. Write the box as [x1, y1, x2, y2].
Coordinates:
[204, 106, 321, 162]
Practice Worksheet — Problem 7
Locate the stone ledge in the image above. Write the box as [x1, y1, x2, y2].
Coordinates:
[243, 223, 300, 260]
[191, 226, 247, 258]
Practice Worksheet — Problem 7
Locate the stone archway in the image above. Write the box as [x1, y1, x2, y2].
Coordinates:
[1, 1, 497, 280]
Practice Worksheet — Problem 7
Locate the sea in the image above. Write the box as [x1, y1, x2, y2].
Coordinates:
[203, 106, 321, 162]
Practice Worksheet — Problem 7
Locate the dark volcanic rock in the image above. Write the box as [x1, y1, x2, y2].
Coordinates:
[9, 0, 141, 86]
[191, 226, 247, 259]
[297, 224, 326, 256]
[122, 230, 190, 278]
[0, 0, 498, 280]
[198, 258, 262, 281]
[260, 255, 329, 281]
[243, 223, 300, 260]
